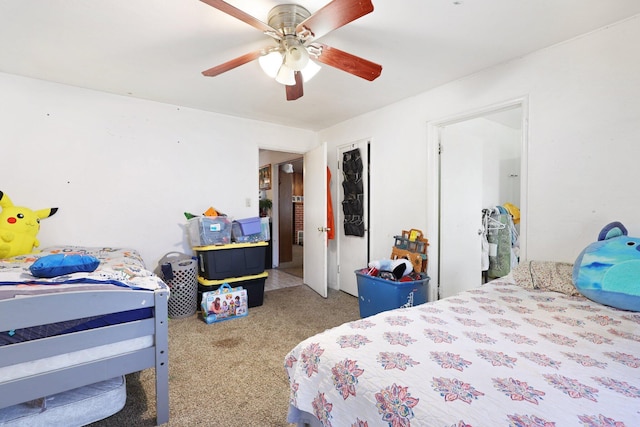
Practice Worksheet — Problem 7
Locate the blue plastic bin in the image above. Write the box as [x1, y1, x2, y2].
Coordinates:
[355, 269, 429, 317]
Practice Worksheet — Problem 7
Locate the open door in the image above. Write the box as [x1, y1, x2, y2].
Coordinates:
[436, 103, 524, 299]
[303, 142, 328, 297]
[439, 123, 484, 298]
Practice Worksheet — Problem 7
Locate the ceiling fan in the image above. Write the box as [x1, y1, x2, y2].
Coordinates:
[199, 0, 383, 101]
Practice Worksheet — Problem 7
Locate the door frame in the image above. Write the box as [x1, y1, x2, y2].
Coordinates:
[426, 97, 529, 301]
[336, 139, 370, 297]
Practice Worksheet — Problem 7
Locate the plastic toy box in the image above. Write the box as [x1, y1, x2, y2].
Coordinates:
[355, 269, 429, 318]
[194, 242, 267, 280]
[232, 217, 268, 243]
[187, 216, 232, 246]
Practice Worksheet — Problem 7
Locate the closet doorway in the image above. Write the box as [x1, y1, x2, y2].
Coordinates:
[430, 100, 527, 300]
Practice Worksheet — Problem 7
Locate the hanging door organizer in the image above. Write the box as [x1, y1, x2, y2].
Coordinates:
[341, 148, 364, 237]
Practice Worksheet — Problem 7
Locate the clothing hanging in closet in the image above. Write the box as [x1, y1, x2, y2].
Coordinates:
[482, 206, 519, 279]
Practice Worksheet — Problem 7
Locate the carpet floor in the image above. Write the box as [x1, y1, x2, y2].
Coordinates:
[88, 285, 360, 427]
[277, 244, 303, 278]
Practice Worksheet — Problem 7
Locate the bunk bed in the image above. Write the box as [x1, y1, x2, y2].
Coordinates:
[0, 246, 169, 426]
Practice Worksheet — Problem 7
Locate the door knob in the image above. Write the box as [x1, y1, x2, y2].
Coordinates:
[317, 227, 331, 232]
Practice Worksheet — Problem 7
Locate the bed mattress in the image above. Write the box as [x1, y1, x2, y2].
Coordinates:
[0, 246, 165, 346]
[0, 376, 126, 426]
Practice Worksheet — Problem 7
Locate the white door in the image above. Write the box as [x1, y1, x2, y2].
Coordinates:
[437, 105, 524, 299]
[337, 141, 369, 297]
[439, 124, 484, 298]
[303, 142, 328, 298]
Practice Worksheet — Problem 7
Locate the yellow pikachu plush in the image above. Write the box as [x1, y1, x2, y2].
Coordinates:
[0, 191, 58, 259]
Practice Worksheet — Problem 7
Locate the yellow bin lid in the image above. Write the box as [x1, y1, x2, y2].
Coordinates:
[198, 271, 268, 286]
[193, 241, 267, 251]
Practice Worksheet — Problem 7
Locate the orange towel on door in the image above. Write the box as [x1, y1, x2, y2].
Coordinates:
[327, 166, 335, 241]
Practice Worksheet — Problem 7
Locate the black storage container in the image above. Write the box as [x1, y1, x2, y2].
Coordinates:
[197, 272, 267, 308]
[194, 242, 267, 280]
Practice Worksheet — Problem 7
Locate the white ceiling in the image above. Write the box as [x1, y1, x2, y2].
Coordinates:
[1, 1, 639, 131]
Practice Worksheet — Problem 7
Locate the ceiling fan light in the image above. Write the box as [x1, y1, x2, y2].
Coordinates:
[301, 59, 321, 82]
[284, 45, 309, 71]
[258, 51, 283, 78]
[275, 64, 296, 85]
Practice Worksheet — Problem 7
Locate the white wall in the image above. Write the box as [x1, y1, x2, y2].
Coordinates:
[320, 15, 640, 287]
[444, 117, 520, 209]
[2, 15, 638, 288]
[0, 73, 316, 267]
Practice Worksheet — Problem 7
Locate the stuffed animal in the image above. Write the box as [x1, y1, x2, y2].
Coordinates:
[0, 191, 58, 259]
[368, 258, 413, 280]
[572, 221, 640, 311]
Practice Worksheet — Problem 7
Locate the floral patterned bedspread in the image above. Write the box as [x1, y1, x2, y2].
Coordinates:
[0, 246, 166, 299]
[285, 279, 640, 426]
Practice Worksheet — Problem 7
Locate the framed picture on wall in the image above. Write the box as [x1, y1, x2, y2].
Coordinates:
[259, 164, 271, 190]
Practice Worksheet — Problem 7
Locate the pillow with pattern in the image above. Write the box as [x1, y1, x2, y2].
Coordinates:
[512, 260, 579, 296]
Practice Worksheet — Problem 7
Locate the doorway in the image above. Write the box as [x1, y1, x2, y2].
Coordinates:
[427, 100, 528, 300]
[277, 159, 304, 278]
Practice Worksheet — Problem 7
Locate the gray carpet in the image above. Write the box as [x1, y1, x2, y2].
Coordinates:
[88, 285, 360, 427]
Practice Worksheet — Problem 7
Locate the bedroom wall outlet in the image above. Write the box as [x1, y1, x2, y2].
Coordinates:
[246, 198, 251, 207]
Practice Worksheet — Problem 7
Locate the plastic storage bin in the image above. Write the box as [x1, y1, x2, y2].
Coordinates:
[260, 217, 270, 241]
[232, 217, 267, 243]
[187, 216, 232, 246]
[198, 271, 268, 308]
[194, 242, 267, 280]
[355, 269, 429, 318]
[234, 217, 261, 234]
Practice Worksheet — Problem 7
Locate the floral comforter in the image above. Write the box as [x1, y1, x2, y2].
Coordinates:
[285, 279, 640, 426]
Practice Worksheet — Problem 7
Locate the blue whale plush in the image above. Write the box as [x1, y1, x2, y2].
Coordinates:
[573, 221, 640, 311]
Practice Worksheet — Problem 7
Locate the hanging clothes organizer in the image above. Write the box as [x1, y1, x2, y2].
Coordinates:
[341, 148, 364, 237]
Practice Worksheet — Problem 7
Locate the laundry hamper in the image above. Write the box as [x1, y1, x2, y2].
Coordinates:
[156, 252, 198, 318]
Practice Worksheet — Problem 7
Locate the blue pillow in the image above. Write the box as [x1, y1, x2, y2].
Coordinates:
[30, 254, 100, 278]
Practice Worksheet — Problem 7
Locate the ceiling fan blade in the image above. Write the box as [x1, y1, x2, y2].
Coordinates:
[311, 42, 381, 81]
[286, 71, 304, 101]
[200, 0, 280, 37]
[201, 50, 262, 77]
[296, 0, 374, 41]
